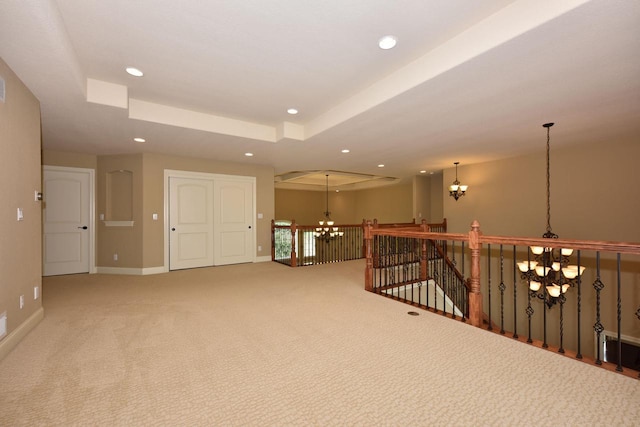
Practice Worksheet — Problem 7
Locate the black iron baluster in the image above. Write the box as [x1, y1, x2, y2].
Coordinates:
[437, 243, 443, 313]
[488, 244, 493, 331]
[499, 245, 506, 335]
[512, 245, 518, 339]
[559, 286, 565, 354]
[428, 240, 433, 309]
[542, 284, 548, 348]
[418, 238, 423, 308]
[446, 240, 455, 317]
[616, 253, 622, 372]
[636, 306, 640, 378]
[576, 250, 582, 359]
[593, 252, 604, 365]
[461, 241, 465, 276]
[526, 248, 534, 343]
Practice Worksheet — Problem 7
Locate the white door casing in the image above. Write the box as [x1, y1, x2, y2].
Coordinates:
[43, 167, 94, 276]
[214, 178, 254, 266]
[169, 176, 214, 270]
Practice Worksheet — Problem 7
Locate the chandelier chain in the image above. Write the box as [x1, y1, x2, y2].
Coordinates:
[546, 124, 552, 235]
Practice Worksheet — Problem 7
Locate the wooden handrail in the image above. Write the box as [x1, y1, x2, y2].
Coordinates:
[365, 219, 640, 331]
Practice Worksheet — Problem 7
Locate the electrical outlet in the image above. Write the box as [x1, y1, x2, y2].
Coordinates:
[34, 286, 39, 300]
[113, 253, 118, 261]
[19, 295, 24, 309]
[258, 245, 262, 252]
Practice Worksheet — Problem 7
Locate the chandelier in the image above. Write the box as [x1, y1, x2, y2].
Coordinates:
[314, 174, 343, 242]
[517, 123, 585, 307]
[449, 162, 468, 200]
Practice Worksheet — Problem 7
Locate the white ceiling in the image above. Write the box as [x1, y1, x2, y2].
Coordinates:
[1, 0, 639, 189]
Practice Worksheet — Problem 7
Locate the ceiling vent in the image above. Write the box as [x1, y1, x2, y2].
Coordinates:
[0, 76, 5, 103]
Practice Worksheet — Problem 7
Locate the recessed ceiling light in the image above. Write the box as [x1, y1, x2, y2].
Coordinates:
[341, 149, 350, 153]
[245, 152, 254, 157]
[378, 35, 397, 50]
[420, 170, 427, 174]
[378, 164, 385, 168]
[126, 67, 144, 77]
[133, 137, 145, 143]
[287, 108, 298, 115]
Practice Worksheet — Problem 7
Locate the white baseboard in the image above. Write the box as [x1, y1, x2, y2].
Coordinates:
[96, 266, 167, 275]
[142, 266, 168, 275]
[97, 259, 272, 275]
[0, 307, 44, 361]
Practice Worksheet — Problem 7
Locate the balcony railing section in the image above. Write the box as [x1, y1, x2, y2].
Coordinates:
[365, 223, 469, 319]
[272, 220, 363, 267]
[364, 220, 640, 379]
[272, 218, 446, 267]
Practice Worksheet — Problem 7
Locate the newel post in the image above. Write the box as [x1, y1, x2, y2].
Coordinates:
[290, 220, 298, 267]
[364, 220, 373, 291]
[469, 220, 483, 327]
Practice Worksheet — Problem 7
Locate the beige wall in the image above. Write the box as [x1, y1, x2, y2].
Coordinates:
[43, 150, 274, 270]
[97, 154, 144, 268]
[440, 138, 640, 356]
[42, 150, 97, 170]
[141, 152, 275, 267]
[275, 190, 325, 224]
[353, 182, 414, 223]
[442, 138, 640, 241]
[276, 180, 415, 225]
[0, 58, 43, 359]
[429, 172, 444, 223]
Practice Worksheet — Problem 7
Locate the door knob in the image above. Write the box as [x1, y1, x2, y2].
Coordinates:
[248, 225, 251, 229]
[171, 227, 176, 231]
[78, 226, 88, 230]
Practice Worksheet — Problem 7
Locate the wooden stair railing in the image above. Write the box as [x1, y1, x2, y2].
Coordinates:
[272, 218, 447, 267]
[364, 219, 640, 379]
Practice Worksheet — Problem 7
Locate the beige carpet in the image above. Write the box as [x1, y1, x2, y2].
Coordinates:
[0, 260, 638, 426]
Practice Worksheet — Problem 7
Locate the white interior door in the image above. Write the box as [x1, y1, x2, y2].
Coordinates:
[214, 178, 254, 265]
[169, 177, 214, 270]
[43, 168, 91, 276]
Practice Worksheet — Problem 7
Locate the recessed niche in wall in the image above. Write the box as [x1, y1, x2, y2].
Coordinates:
[105, 169, 134, 226]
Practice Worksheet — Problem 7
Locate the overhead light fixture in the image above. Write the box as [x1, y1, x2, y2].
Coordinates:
[287, 108, 298, 115]
[448, 162, 468, 200]
[377, 164, 385, 168]
[420, 170, 427, 174]
[125, 67, 144, 77]
[314, 174, 343, 242]
[341, 149, 350, 153]
[245, 152, 254, 157]
[133, 137, 145, 143]
[378, 35, 397, 50]
[517, 123, 585, 307]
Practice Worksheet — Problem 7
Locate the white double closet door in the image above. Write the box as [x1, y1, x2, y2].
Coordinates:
[168, 172, 255, 271]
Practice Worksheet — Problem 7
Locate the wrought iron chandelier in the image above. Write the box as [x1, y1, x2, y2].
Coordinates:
[517, 123, 585, 307]
[314, 174, 343, 242]
[448, 162, 468, 201]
